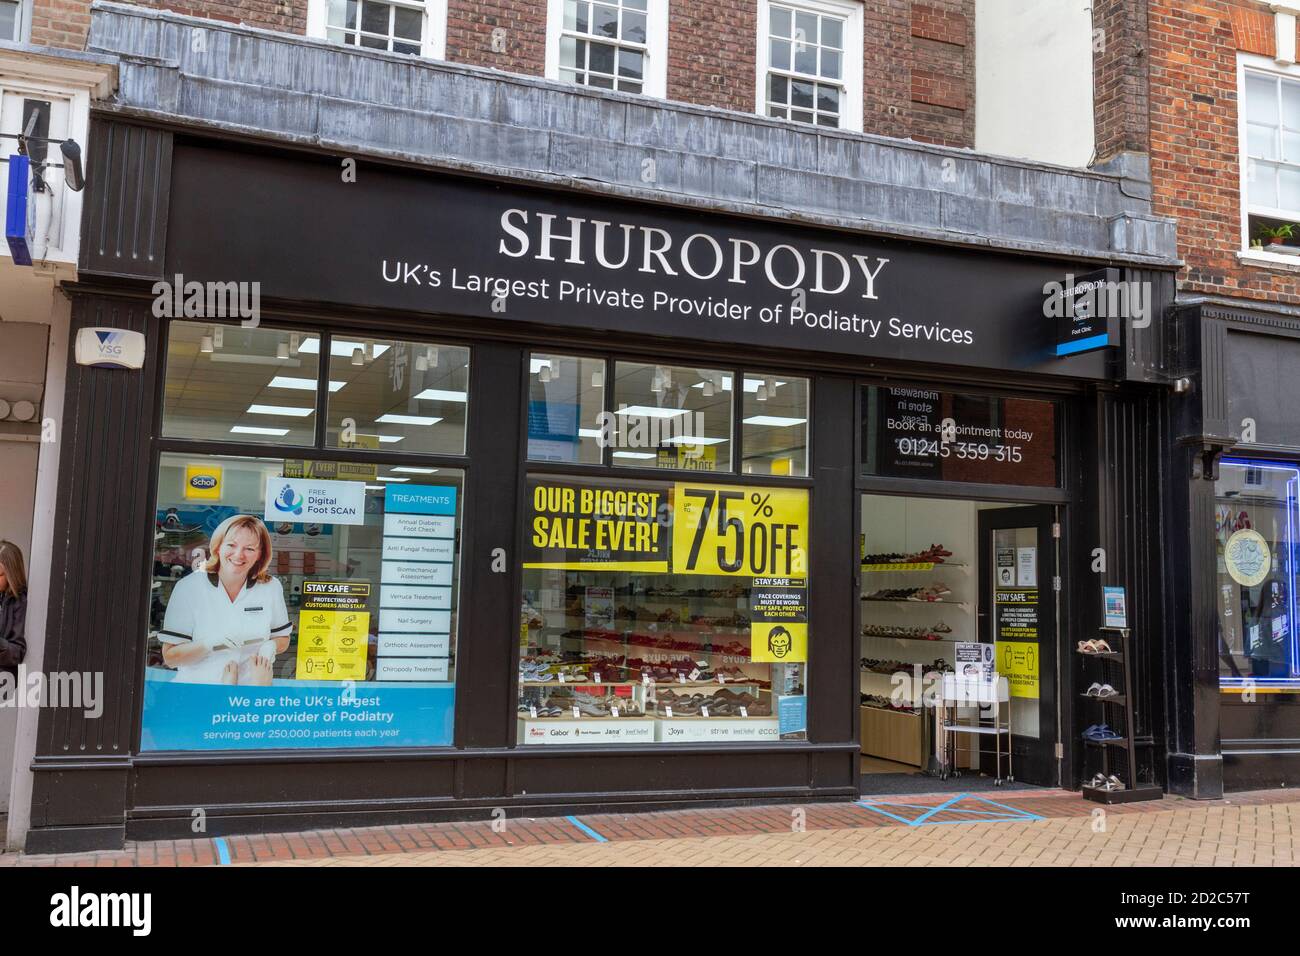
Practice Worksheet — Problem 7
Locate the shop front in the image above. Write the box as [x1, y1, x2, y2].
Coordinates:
[1169, 301, 1300, 795]
[17, 114, 1183, 851]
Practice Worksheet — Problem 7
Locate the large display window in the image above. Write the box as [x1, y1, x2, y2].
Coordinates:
[1216, 458, 1299, 692]
[518, 475, 810, 744]
[143, 321, 468, 750]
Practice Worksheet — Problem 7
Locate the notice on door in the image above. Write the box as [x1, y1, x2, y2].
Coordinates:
[296, 582, 370, 680]
[995, 588, 1039, 698]
[995, 640, 1040, 699]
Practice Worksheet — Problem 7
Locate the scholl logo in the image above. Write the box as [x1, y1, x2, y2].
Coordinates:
[273, 484, 304, 516]
[189, 475, 217, 490]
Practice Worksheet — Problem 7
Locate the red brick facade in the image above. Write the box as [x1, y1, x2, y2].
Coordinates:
[1147, 0, 1300, 305]
[26, 0, 975, 146]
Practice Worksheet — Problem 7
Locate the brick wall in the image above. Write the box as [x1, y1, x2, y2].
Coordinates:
[1093, 0, 1150, 163]
[445, 0, 546, 74]
[28, 0, 975, 146]
[1148, 0, 1300, 306]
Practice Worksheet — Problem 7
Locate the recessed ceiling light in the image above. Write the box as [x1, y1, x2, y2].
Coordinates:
[230, 425, 290, 436]
[578, 428, 604, 439]
[247, 404, 314, 417]
[376, 414, 442, 426]
[412, 388, 468, 403]
[376, 435, 405, 444]
[612, 451, 657, 459]
[742, 415, 806, 427]
[269, 376, 345, 392]
[391, 466, 439, 474]
[375, 475, 410, 482]
[660, 435, 726, 445]
[616, 405, 689, 419]
[298, 338, 391, 358]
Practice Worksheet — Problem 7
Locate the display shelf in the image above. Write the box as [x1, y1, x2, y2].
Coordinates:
[518, 680, 637, 688]
[862, 632, 958, 643]
[645, 679, 766, 688]
[1082, 736, 1129, 748]
[861, 562, 970, 572]
[1079, 693, 1128, 706]
[1081, 784, 1163, 805]
[862, 597, 970, 609]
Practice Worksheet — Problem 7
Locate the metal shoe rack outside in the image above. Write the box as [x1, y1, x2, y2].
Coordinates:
[936, 674, 1012, 784]
[1080, 626, 1162, 804]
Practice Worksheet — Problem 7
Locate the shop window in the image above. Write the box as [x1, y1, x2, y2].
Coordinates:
[162, 322, 321, 447]
[611, 361, 733, 471]
[307, 0, 446, 57]
[742, 373, 809, 477]
[1216, 459, 1299, 693]
[861, 386, 1058, 488]
[144, 452, 463, 751]
[1241, 60, 1300, 257]
[326, 338, 470, 455]
[757, 0, 863, 131]
[519, 475, 809, 745]
[527, 353, 607, 464]
[545, 0, 669, 98]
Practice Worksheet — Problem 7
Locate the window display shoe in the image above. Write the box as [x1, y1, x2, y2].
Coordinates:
[1081, 724, 1121, 741]
[1097, 684, 1119, 698]
[1085, 682, 1104, 696]
[1105, 774, 1126, 791]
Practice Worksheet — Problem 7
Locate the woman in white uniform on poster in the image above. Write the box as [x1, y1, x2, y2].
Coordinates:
[159, 514, 292, 685]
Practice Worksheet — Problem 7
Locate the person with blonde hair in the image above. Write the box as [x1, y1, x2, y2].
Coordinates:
[159, 514, 291, 685]
[0, 540, 28, 680]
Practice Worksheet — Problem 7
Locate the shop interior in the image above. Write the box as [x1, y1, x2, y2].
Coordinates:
[859, 492, 1040, 787]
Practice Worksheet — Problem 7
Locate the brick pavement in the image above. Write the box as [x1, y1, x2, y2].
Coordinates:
[3, 787, 1297, 867]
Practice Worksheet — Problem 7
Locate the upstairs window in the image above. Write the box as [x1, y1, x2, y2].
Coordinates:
[307, 0, 446, 58]
[757, 0, 862, 132]
[545, 0, 669, 98]
[1241, 60, 1300, 257]
[1, 0, 22, 42]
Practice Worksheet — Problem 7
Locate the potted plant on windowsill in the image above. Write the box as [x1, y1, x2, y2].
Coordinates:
[1256, 223, 1296, 246]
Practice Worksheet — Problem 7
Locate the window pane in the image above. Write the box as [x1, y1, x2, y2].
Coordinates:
[625, 0, 647, 9]
[326, 27, 353, 44]
[144, 452, 463, 751]
[743, 375, 809, 477]
[612, 362, 732, 471]
[393, 40, 421, 55]
[360, 0, 390, 36]
[770, 5, 792, 38]
[327, 339, 471, 455]
[816, 114, 839, 128]
[163, 321, 320, 445]
[817, 83, 840, 114]
[791, 109, 814, 124]
[327, 0, 357, 29]
[563, 0, 581, 31]
[527, 354, 607, 464]
[794, 42, 817, 75]
[768, 105, 787, 119]
[0, 3, 16, 42]
[393, 6, 422, 40]
[1248, 122, 1278, 160]
[1283, 79, 1300, 128]
[519, 475, 810, 744]
[795, 10, 817, 45]
[1247, 74, 1278, 124]
[791, 78, 814, 108]
[593, 1, 619, 38]
[1280, 166, 1300, 212]
[770, 38, 791, 71]
[560, 35, 580, 68]
[821, 15, 843, 49]
[360, 33, 388, 49]
[588, 39, 616, 75]
[623, 10, 646, 44]
[821, 48, 841, 80]
[588, 72, 615, 89]
[619, 80, 643, 94]
[1251, 161, 1279, 209]
[618, 48, 644, 79]
[1284, 131, 1300, 163]
[769, 73, 789, 103]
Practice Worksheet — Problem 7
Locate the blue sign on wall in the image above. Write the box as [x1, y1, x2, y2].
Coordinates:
[5, 154, 32, 267]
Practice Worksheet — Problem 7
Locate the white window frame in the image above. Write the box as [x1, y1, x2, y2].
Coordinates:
[306, 0, 446, 59]
[756, 0, 863, 133]
[1, 0, 30, 43]
[1237, 52, 1300, 267]
[544, 0, 669, 99]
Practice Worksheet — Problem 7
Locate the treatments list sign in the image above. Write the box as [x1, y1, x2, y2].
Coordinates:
[167, 143, 1111, 379]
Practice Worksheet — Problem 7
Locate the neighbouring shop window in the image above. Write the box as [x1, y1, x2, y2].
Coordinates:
[861, 386, 1058, 487]
[742, 373, 809, 477]
[758, 0, 862, 131]
[527, 353, 606, 464]
[325, 337, 470, 455]
[547, 0, 668, 97]
[162, 322, 321, 446]
[310, 0, 446, 57]
[144, 452, 463, 751]
[1242, 65, 1300, 254]
[1216, 459, 1300, 693]
[519, 476, 809, 745]
[612, 361, 733, 471]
